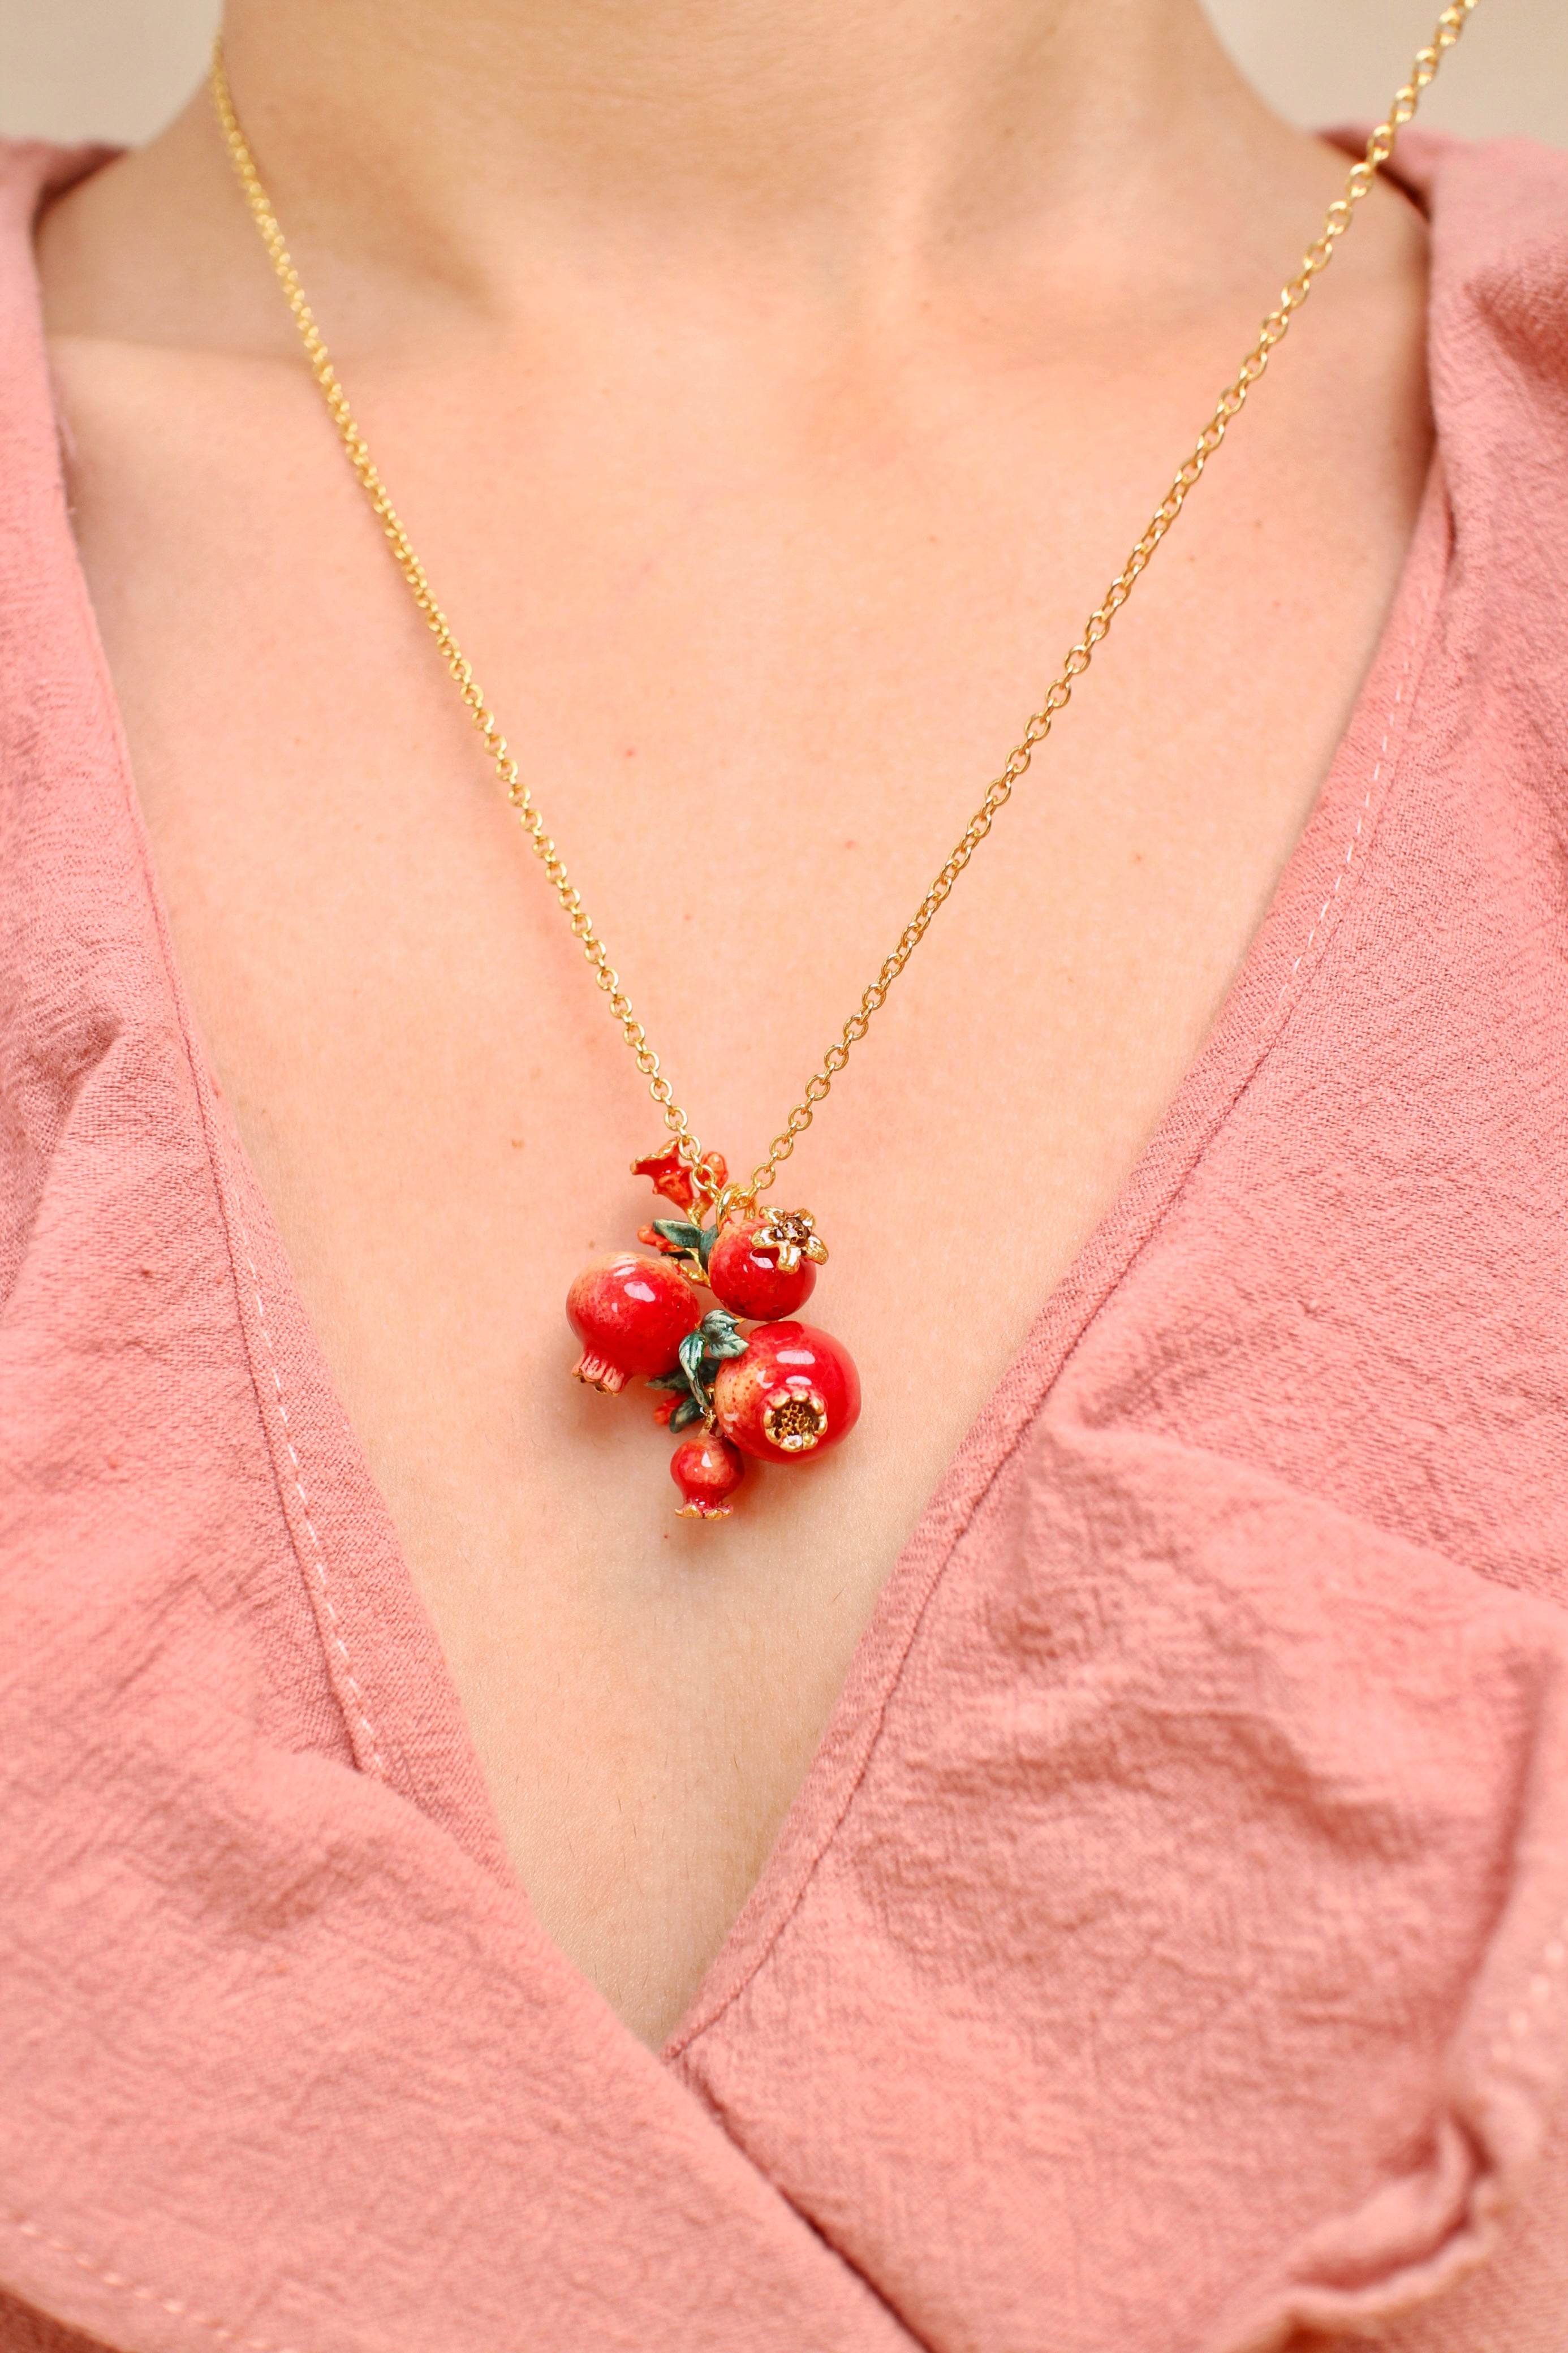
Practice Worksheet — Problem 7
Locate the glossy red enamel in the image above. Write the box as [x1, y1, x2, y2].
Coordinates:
[566, 1251, 703, 1392]
[712, 1321, 860, 1464]
[705, 1214, 819, 1321]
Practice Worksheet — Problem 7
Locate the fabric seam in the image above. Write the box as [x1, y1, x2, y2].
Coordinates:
[1488, 1913, 1568, 2071]
[230, 1211, 388, 1774]
[0, 2208, 308, 2353]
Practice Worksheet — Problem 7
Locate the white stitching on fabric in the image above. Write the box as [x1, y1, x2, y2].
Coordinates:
[1488, 1913, 1568, 2068]
[236, 1223, 388, 1777]
[2, 2209, 306, 2352]
[1277, 674, 1406, 1006]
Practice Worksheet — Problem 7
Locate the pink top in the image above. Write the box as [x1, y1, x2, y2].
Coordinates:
[3, 128, 1568, 2353]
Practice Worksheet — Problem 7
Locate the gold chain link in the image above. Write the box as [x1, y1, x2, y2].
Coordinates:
[211, 2, 1474, 1209]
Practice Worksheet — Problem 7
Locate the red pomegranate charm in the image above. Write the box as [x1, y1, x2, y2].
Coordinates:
[565, 1154, 857, 1519]
[713, 1321, 860, 1464]
[670, 1433, 746, 1519]
[707, 1210, 825, 1321]
[566, 1251, 701, 1393]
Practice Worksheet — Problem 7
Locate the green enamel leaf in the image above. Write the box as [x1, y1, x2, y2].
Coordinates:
[677, 1326, 712, 1417]
[656, 1311, 747, 1426]
[697, 1223, 720, 1272]
[698, 1309, 747, 1360]
[652, 1218, 705, 1255]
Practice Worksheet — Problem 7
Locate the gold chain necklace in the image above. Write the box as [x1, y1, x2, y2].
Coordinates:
[212, 6, 1474, 1519]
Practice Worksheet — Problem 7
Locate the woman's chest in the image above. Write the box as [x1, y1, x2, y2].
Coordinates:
[50, 317, 1427, 2040]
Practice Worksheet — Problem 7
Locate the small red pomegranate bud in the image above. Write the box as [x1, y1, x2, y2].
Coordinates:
[631, 1144, 728, 1214]
[707, 1214, 818, 1321]
[671, 1433, 746, 1519]
[713, 1321, 860, 1464]
[566, 1252, 701, 1393]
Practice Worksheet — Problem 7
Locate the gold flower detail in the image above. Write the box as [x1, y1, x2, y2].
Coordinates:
[754, 1209, 829, 1275]
[763, 1389, 829, 1453]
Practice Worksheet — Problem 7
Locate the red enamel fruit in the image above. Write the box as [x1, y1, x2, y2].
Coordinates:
[713, 1322, 860, 1464]
[670, 1433, 746, 1519]
[706, 1214, 818, 1321]
[566, 1252, 701, 1393]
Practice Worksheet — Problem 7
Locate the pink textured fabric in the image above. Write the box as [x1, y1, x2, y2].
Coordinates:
[2, 127, 1568, 2353]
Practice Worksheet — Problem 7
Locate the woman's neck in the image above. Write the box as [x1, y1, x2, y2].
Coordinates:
[41, 0, 1353, 374]
[211, 0, 1270, 316]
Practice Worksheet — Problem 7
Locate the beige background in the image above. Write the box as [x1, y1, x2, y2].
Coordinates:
[0, 0, 1563, 149]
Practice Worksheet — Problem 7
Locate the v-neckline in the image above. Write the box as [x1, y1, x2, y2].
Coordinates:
[22, 135, 1449, 2070]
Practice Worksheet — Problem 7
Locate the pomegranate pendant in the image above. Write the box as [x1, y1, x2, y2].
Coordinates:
[565, 1144, 858, 1520]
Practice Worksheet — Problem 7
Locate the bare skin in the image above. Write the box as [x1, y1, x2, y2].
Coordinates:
[37, 0, 1431, 2046]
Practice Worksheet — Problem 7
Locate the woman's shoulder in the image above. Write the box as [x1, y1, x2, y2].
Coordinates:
[0, 137, 115, 481]
[1395, 128, 1568, 403]
[0, 136, 113, 241]
[1409, 123, 1568, 249]
[1384, 130, 1568, 693]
